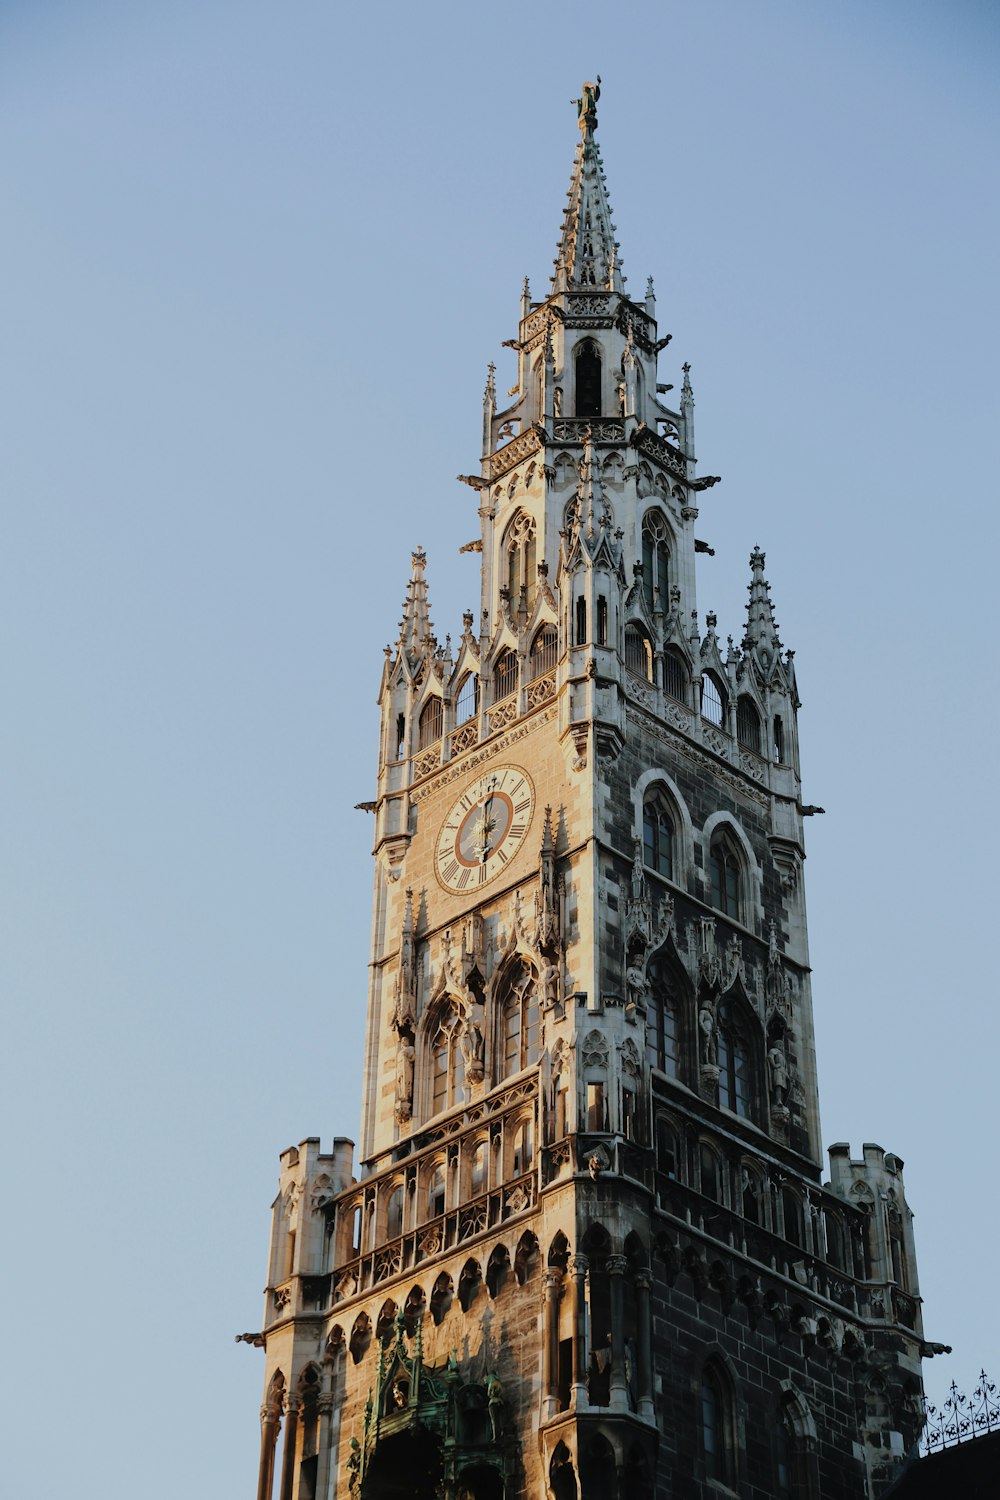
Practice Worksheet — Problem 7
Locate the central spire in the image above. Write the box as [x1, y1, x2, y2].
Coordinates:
[553, 77, 625, 295]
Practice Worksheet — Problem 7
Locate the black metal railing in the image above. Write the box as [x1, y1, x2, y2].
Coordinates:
[923, 1370, 1000, 1453]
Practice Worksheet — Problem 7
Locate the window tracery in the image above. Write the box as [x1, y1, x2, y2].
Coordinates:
[641, 512, 670, 611]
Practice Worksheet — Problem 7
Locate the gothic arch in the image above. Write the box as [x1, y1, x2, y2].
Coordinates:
[701, 811, 763, 926]
[632, 767, 695, 880]
[349, 1311, 372, 1364]
[514, 1229, 540, 1285]
[502, 508, 538, 610]
[458, 1258, 482, 1312]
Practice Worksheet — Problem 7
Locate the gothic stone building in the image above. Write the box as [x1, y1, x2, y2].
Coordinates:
[245, 84, 929, 1500]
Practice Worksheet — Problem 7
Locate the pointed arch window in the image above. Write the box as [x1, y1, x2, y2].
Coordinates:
[498, 963, 541, 1080]
[641, 513, 670, 611]
[663, 647, 688, 703]
[737, 696, 762, 754]
[575, 341, 602, 417]
[701, 671, 726, 727]
[717, 1002, 753, 1119]
[428, 1006, 465, 1117]
[384, 1183, 404, 1240]
[417, 696, 443, 750]
[710, 833, 742, 920]
[624, 624, 654, 682]
[642, 792, 674, 880]
[492, 647, 518, 703]
[455, 672, 479, 725]
[781, 1186, 805, 1248]
[699, 1142, 721, 1202]
[426, 1162, 446, 1220]
[504, 511, 537, 610]
[701, 1363, 736, 1486]
[528, 624, 558, 681]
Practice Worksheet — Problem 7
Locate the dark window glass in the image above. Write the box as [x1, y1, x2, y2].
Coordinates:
[773, 715, 785, 764]
[710, 840, 741, 919]
[417, 697, 443, 750]
[575, 597, 587, 645]
[643, 797, 673, 879]
[737, 696, 762, 754]
[492, 648, 518, 702]
[575, 342, 602, 417]
[663, 649, 687, 702]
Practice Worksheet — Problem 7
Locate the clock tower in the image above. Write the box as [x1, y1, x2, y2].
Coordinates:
[246, 83, 931, 1500]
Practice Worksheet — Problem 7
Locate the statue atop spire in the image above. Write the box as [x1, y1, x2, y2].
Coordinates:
[573, 76, 601, 137]
[553, 78, 623, 294]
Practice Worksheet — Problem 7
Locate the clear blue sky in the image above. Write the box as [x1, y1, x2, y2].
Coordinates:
[2, 2, 997, 1495]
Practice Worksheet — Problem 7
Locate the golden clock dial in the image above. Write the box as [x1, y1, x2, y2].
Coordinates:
[435, 765, 534, 893]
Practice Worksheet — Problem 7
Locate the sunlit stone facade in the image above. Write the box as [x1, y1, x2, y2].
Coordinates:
[246, 84, 928, 1500]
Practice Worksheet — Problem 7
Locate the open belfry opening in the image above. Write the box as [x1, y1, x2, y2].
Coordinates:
[244, 82, 930, 1500]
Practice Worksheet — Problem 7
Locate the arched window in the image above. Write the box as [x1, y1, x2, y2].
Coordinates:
[499, 962, 540, 1079]
[385, 1183, 404, 1240]
[624, 624, 654, 682]
[417, 697, 443, 750]
[455, 673, 479, 725]
[428, 1006, 465, 1117]
[663, 647, 688, 703]
[512, 1118, 534, 1177]
[641, 513, 670, 611]
[575, 341, 602, 417]
[394, 712, 406, 759]
[718, 1002, 753, 1119]
[426, 1162, 446, 1219]
[469, 1141, 487, 1196]
[504, 510, 537, 609]
[699, 1142, 720, 1202]
[492, 647, 518, 703]
[825, 1211, 846, 1271]
[737, 696, 762, 754]
[782, 1187, 805, 1248]
[701, 671, 726, 727]
[656, 1117, 679, 1179]
[742, 1166, 761, 1224]
[701, 1364, 736, 1486]
[773, 714, 785, 764]
[710, 833, 742, 920]
[528, 624, 558, 681]
[643, 792, 674, 880]
[645, 955, 679, 1076]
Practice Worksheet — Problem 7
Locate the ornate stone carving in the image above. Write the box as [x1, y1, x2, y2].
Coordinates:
[582, 1029, 608, 1070]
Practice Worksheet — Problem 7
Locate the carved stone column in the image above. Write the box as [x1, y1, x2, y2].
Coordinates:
[542, 1267, 563, 1420]
[607, 1254, 628, 1411]
[278, 1396, 300, 1500]
[314, 1392, 334, 1500]
[256, 1405, 280, 1500]
[633, 1269, 655, 1421]
[568, 1253, 589, 1409]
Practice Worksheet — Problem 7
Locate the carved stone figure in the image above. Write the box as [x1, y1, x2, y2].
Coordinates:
[460, 1015, 484, 1082]
[625, 964, 647, 1012]
[699, 1004, 717, 1066]
[487, 1373, 506, 1440]
[394, 1036, 415, 1122]
[768, 1042, 789, 1107]
[540, 961, 561, 1008]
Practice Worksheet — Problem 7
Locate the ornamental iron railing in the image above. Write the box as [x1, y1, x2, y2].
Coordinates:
[922, 1370, 1000, 1452]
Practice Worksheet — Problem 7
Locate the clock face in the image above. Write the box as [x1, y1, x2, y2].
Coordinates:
[435, 765, 535, 893]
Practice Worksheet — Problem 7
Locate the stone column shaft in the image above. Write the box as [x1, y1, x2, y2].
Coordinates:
[256, 1413, 279, 1500]
[634, 1269, 655, 1421]
[608, 1254, 628, 1411]
[569, 1253, 589, 1409]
